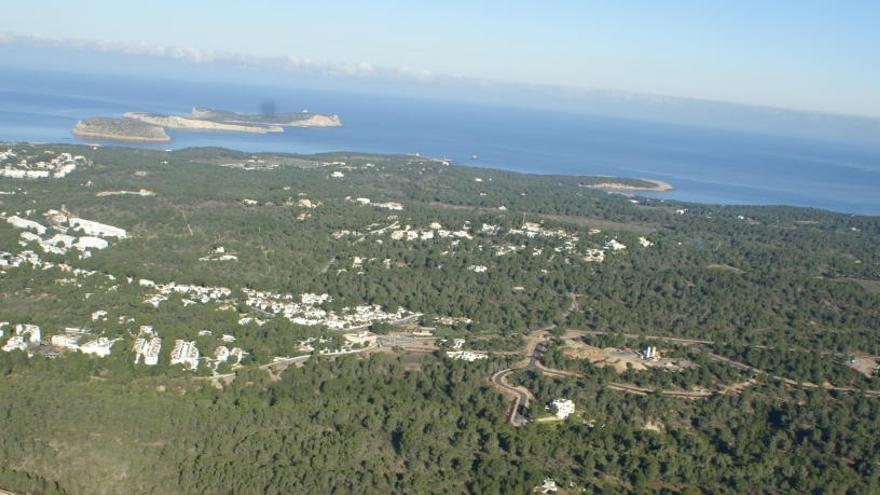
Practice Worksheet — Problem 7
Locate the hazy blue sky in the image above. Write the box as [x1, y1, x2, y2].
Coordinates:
[3, 1, 879, 117]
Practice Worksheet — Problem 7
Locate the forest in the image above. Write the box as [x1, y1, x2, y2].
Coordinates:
[0, 142, 877, 494]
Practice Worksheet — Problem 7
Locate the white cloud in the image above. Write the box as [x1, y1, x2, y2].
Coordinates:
[0, 31, 448, 82]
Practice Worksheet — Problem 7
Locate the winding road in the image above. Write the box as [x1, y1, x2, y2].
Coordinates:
[491, 369, 532, 426]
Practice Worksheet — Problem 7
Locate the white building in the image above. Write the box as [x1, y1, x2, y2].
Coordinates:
[75, 236, 109, 251]
[80, 337, 114, 357]
[446, 350, 488, 362]
[15, 323, 41, 344]
[229, 347, 246, 365]
[134, 336, 162, 365]
[374, 201, 404, 211]
[2, 335, 27, 353]
[170, 339, 200, 370]
[6, 215, 47, 235]
[583, 249, 606, 263]
[301, 293, 330, 305]
[213, 345, 230, 363]
[50, 334, 80, 350]
[69, 218, 127, 239]
[548, 399, 575, 420]
[605, 239, 627, 251]
[534, 478, 558, 494]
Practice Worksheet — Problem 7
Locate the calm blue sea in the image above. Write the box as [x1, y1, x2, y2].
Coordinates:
[1, 71, 879, 215]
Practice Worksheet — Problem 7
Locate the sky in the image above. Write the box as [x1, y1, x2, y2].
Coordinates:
[2, 1, 879, 118]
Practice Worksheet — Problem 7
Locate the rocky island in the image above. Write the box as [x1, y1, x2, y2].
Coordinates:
[123, 112, 284, 134]
[192, 107, 342, 127]
[72, 107, 341, 143]
[72, 117, 171, 142]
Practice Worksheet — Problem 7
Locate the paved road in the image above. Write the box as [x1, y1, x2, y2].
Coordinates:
[491, 369, 531, 426]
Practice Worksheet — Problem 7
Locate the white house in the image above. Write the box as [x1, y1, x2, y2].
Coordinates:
[50, 334, 80, 350]
[170, 339, 200, 370]
[548, 399, 575, 420]
[75, 236, 109, 251]
[229, 347, 245, 365]
[605, 239, 627, 251]
[15, 323, 41, 344]
[81, 337, 114, 357]
[446, 350, 488, 362]
[69, 218, 127, 239]
[583, 249, 605, 263]
[134, 336, 162, 365]
[2, 335, 27, 353]
[6, 215, 48, 235]
[534, 478, 558, 494]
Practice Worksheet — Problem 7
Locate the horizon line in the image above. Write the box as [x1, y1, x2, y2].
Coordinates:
[3, 31, 880, 123]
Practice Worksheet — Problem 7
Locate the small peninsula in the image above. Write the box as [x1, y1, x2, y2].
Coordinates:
[72, 117, 171, 142]
[72, 107, 341, 143]
[584, 177, 673, 192]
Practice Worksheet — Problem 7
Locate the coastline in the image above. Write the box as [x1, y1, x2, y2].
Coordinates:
[0, 136, 880, 217]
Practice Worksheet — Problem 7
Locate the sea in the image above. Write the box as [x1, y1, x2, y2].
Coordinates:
[1, 70, 879, 215]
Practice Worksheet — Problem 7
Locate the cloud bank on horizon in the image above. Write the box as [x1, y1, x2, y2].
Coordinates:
[3, 1, 878, 121]
[0, 32, 438, 81]
[2, 31, 876, 118]
[1, 31, 879, 146]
